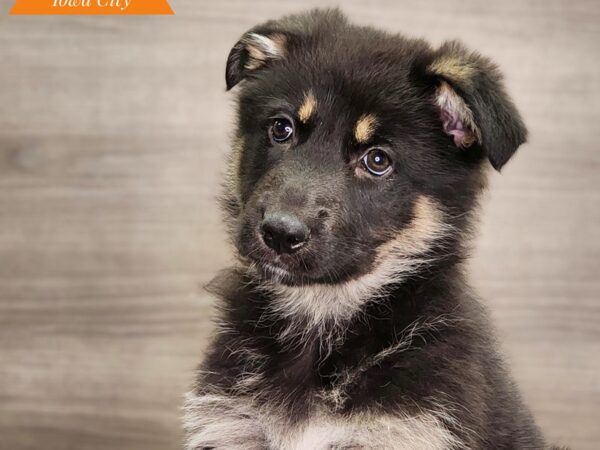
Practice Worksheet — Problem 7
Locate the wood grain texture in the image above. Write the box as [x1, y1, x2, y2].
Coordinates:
[0, 0, 598, 449]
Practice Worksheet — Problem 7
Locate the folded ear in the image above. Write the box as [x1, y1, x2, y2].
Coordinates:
[427, 41, 527, 171]
[225, 29, 288, 90]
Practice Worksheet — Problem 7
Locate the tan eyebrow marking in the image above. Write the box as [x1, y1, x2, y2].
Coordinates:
[354, 114, 378, 143]
[298, 90, 317, 123]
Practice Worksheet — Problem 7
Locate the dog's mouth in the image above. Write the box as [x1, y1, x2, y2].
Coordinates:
[246, 253, 320, 286]
[256, 260, 297, 284]
[249, 241, 314, 285]
[243, 231, 323, 286]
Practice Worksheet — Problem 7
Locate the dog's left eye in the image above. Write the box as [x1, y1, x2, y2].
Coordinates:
[362, 148, 393, 176]
[270, 118, 294, 143]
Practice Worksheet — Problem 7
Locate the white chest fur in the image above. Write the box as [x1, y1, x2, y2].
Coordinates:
[270, 411, 461, 450]
[184, 392, 462, 450]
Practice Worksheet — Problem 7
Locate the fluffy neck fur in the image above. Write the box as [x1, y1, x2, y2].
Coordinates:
[197, 256, 546, 449]
[208, 257, 476, 399]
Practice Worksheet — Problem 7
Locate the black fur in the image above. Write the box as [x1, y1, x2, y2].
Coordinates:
[187, 9, 565, 450]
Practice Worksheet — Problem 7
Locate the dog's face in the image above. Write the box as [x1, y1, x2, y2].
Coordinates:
[223, 10, 526, 287]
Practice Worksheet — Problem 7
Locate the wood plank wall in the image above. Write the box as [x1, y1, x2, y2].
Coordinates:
[0, 1, 598, 448]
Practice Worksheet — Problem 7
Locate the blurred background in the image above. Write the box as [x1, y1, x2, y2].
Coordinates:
[0, 0, 598, 449]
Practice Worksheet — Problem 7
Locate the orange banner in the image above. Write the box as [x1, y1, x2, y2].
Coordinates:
[10, 0, 174, 15]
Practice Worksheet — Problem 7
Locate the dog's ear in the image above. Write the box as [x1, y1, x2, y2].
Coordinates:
[426, 41, 527, 171]
[225, 28, 288, 90]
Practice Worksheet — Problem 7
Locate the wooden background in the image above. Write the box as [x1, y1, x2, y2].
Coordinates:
[0, 0, 598, 449]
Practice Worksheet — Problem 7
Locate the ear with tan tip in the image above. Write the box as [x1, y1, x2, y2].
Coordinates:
[428, 41, 527, 171]
[225, 30, 287, 90]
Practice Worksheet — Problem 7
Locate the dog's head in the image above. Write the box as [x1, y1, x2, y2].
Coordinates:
[222, 9, 526, 288]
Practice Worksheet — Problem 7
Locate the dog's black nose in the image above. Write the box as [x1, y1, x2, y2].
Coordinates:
[260, 212, 309, 254]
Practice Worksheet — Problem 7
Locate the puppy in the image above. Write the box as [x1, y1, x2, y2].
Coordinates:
[184, 9, 565, 450]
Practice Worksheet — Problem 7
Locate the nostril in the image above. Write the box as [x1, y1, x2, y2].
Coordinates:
[317, 209, 329, 220]
[257, 203, 266, 219]
[261, 224, 273, 241]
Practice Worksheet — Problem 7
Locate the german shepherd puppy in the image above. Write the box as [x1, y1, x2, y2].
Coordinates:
[184, 9, 564, 450]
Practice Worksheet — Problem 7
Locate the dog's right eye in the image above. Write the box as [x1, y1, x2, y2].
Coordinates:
[270, 118, 294, 143]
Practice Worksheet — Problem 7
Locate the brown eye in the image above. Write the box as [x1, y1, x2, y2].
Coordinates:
[270, 118, 294, 143]
[362, 148, 393, 176]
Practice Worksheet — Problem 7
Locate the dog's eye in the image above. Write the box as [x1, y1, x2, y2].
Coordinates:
[270, 118, 294, 143]
[362, 148, 393, 176]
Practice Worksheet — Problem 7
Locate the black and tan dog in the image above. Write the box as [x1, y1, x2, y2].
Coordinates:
[184, 9, 564, 450]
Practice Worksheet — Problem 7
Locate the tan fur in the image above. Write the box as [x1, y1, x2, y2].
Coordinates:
[269, 33, 288, 54]
[429, 56, 477, 85]
[226, 136, 244, 195]
[354, 114, 378, 143]
[298, 90, 317, 123]
[243, 32, 287, 71]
